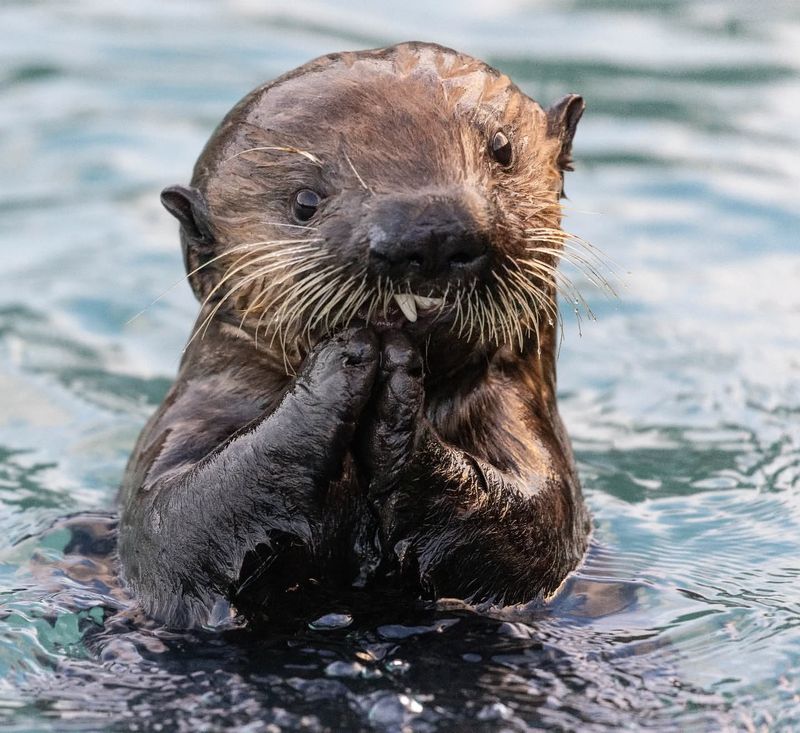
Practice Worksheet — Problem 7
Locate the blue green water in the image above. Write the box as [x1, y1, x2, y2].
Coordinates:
[1, 1, 799, 730]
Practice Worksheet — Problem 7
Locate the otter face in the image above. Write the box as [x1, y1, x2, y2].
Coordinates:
[162, 43, 586, 367]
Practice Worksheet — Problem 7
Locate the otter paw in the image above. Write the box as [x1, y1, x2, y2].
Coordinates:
[356, 331, 425, 497]
[295, 327, 379, 418]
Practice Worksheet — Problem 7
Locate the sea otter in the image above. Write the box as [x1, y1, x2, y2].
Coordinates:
[118, 41, 591, 628]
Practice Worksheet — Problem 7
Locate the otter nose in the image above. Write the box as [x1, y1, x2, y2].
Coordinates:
[370, 229, 488, 277]
[367, 194, 489, 280]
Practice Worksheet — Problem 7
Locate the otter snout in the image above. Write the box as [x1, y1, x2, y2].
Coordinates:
[366, 191, 490, 283]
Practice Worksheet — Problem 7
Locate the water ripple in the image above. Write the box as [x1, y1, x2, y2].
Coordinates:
[1, 0, 799, 729]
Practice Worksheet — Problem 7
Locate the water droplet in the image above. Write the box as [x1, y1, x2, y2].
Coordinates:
[308, 612, 353, 630]
[324, 660, 365, 678]
[386, 658, 411, 674]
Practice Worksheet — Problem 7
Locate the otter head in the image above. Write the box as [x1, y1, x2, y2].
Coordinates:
[161, 42, 585, 375]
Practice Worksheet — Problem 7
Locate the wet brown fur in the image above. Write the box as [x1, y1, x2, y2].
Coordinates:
[118, 42, 591, 627]
[183, 42, 574, 498]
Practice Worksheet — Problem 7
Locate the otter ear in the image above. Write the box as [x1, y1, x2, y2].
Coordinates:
[161, 185, 216, 301]
[161, 185, 215, 245]
[546, 94, 585, 197]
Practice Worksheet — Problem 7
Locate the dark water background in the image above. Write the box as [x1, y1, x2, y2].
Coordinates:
[1, 1, 799, 730]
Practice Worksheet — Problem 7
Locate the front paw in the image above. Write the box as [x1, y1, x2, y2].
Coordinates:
[355, 331, 427, 498]
[263, 327, 379, 485]
[295, 326, 379, 419]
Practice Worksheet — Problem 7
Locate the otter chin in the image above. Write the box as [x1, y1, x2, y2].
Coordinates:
[118, 41, 593, 628]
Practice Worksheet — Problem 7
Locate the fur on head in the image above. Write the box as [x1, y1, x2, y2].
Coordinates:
[161, 42, 606, 373]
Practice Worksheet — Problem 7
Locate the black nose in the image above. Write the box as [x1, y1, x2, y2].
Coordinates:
[367, 193, 490, 280]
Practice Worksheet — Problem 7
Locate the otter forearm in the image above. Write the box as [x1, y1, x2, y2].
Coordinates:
[356, 331, 583, 605]
[389, 442, 576, 603]
[118, 328, 378, 627]
[118, 433, 319, 628]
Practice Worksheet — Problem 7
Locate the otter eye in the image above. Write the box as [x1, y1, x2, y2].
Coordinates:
[292, 189, 321, 221]
[490, 131, 513, 167]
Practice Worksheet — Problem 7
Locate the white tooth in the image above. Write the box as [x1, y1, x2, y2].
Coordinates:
[393, 293, 418, 322]
[413, 295, 443, 309]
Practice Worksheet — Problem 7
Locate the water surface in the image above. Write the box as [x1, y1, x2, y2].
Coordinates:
[1, 1, 799, 730]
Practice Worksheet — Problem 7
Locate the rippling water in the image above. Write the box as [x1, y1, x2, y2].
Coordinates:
[1, 1, 799, 730]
